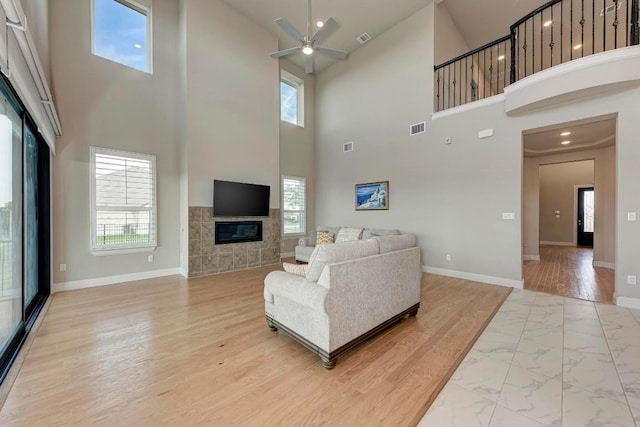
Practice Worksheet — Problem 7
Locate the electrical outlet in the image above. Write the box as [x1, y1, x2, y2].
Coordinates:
[628, 275, 637, 285]
[60, 264, 66, 272]
[446, 254, 451, 261]
[148, 255, 154, 263]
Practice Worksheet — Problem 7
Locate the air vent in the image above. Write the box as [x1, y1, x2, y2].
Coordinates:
[601, 1, 622, 15]
[410, 122, 426, 136]
[343, 141, 354, 152]
[356, 33, 372, 44]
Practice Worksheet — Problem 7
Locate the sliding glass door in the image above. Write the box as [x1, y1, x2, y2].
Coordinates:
[0, 75, 50, 380]
[0, 86, 23, 355]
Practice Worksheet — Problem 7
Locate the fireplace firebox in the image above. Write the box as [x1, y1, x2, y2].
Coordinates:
[215, 221, 263, 245]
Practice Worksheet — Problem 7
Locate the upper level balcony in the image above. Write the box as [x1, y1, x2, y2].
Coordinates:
[434, 0, 640, 112]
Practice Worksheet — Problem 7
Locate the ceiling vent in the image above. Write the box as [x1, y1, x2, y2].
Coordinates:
[343, 141, 354, 152]
[410, 121, 426, 136]
[601, 1, 622, 16]
[356, 33, 372, 44]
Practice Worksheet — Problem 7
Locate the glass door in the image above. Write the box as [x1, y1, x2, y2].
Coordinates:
[24, 123, 38, 307]
[0, 88, 23, 354]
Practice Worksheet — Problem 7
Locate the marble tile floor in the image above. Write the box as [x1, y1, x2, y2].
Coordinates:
[419, 290, 640, 427]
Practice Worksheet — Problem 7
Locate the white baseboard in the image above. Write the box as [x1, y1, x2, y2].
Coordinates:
[540, 241, 574, 246]
[593, 261, 615, 270]
[280, 252, 294, 259]
[523, 255, 540, 261]
[423, 266, 524, 289]
[615, 295, 640, 310]
[53, 268, 182, 293]
[179, 267, 189, 278]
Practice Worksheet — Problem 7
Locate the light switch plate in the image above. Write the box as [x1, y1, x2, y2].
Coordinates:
[502, 212, 515, 220]
[628, 275, 637, 285]
[628, 212, 637, 221]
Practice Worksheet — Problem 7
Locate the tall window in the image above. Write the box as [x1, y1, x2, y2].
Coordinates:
[90, 147, 157, 253]
[282, 176, 306, 236]
[92, 0, 152, 73]
[280, 70, 304, 126]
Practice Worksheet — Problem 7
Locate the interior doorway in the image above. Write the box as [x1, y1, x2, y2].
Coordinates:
[521, 115, 616, 303]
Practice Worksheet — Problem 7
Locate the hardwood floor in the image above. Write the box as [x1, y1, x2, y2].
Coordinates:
[524, 245, 614, 304]
[0, 266, 511, 426]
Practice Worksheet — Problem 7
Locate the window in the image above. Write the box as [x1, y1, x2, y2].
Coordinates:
[280, 70, 304, 126]
[282, 176, 306, 236]
[92, 0, 152, 73]
[90, 147, 157, 253]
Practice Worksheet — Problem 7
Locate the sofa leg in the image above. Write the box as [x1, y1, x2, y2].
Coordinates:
[321, 357, 336, 370]
[409, 309, 419, 317]
[266, 320, 278, 331]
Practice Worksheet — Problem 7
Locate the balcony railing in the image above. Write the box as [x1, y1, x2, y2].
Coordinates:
[434, 0, 640, 112]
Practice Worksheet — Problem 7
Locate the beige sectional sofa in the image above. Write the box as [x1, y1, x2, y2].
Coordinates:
[264, 233, 421, 369]
[295, 226, 402, 262]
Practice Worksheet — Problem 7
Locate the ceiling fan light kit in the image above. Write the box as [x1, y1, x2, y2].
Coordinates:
[269, 0, 349, 74]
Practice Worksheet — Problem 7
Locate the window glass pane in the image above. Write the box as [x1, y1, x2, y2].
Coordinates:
[93, 148, 156, 249]
[0, 95, 23, 353]
[280, 81, 298, 125]
[282, 177, 305, 235]
[24, 124, 38, 306]
[584, 190, 594, 233]
[94, 0, 148, 72]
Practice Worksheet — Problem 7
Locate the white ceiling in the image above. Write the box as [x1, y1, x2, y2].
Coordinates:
[523, 117, 616, 157]
[219, 0, 433, 73]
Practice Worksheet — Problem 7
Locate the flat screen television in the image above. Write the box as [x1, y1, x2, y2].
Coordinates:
[213, 180, 270, 217]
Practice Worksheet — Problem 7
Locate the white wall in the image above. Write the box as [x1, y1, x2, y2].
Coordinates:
[182, 0, 280, 208]
[434, 3, 469, 65]
[50, 0, 181, 284]
[279, 60, 315, 254]
[539, 160, 594, 244]
[523, 146, 615, 265]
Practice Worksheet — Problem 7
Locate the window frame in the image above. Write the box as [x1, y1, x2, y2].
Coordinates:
[90, 0, 154, 74]
[281, 175, 306, 238]
[280, 70, 304, 127]
[89, 146, 157, 255]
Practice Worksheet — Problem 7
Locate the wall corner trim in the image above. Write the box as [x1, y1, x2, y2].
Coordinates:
[615, 295, 640, 310]
[53, 268, 182, 293]
[422, 266, 524, 289]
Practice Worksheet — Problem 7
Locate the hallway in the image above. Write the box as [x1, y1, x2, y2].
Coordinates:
[524, 245, 614, 304]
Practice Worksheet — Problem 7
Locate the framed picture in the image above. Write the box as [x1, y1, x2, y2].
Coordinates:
[355, 181, 389, 211]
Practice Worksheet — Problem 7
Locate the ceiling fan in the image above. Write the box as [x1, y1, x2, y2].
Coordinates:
[269, 0, 349, 74]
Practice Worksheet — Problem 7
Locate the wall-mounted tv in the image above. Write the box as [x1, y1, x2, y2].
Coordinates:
[213, 180, 270, 217]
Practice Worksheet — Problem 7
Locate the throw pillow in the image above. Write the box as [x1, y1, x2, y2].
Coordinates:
[282, 262, 307, 277]
[335, 227, 364, 243]
[316, 231, 335, 245]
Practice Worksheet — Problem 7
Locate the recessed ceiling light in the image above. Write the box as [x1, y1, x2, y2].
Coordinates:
[498, 55, 505, 61]
[544, 20, 553, 27]
[561, 140, 571, 145]
[316, 21, 324, 27]
[573, 44, 582, 50]
[560, 131, 571, 136]
[134, 43, 142, 49]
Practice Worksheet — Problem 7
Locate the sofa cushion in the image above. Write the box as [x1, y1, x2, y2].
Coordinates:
[310, 226, 340, 246]
[335, 227, 364, 243]
[374, 234, 417, 254]
[305, 239, 380, 282]
[295, 245, 315, 262]
[362, 228, 401, 240]
[316, 231, 335, 245]
[283, 262, 307, 277]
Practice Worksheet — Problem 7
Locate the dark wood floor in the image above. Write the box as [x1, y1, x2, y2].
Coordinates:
[0, 266, 511, 426]
[524, 245, 614, 304]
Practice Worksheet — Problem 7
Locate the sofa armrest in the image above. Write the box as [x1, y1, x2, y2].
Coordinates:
[298, 237, 309, 246]
[264, 271, 328, 312]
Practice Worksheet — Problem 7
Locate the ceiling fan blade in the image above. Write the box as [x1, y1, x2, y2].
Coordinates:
[305, 55, 314, 74]
[270, 47, 302, 58]
[274, 18, 305, 43]
[310, 17, 338, 44]
[315, 46, 349, 60]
